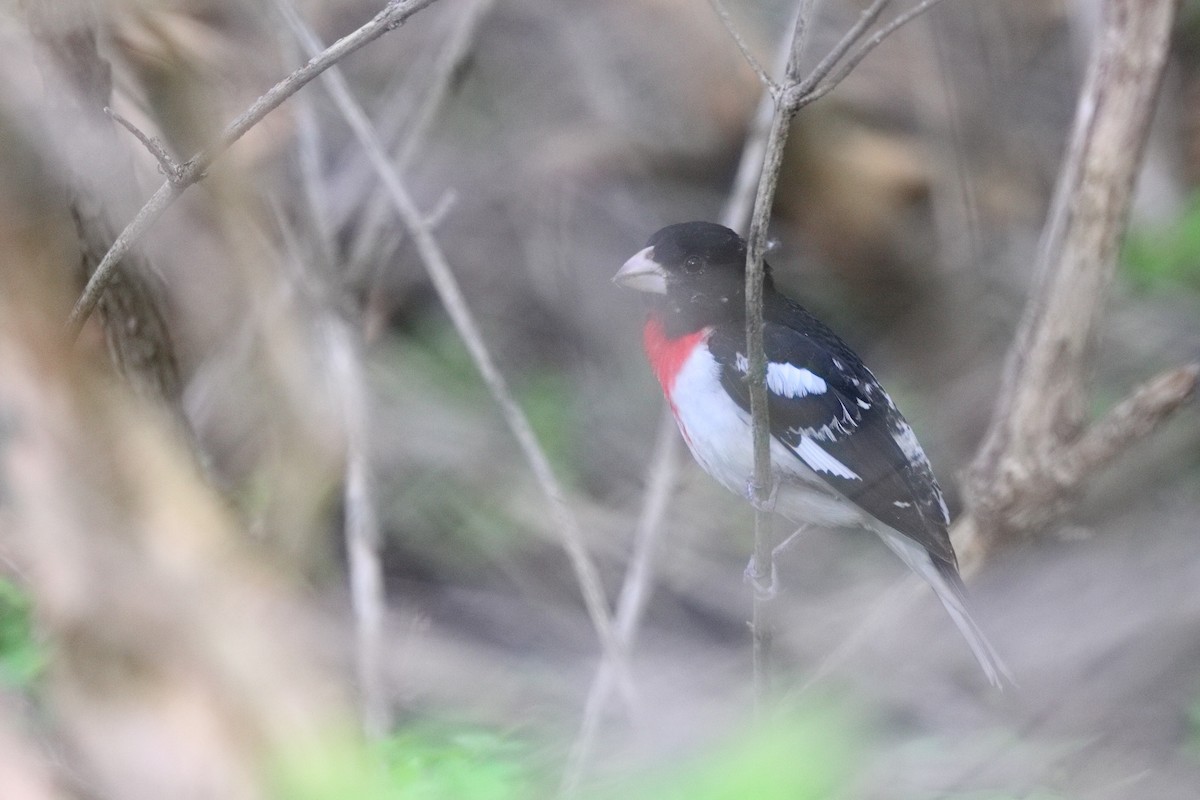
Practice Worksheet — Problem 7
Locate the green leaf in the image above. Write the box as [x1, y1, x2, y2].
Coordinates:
[0, 578, 44, 688]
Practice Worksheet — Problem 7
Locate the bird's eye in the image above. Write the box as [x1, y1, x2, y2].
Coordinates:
[683, 255, 702, 273]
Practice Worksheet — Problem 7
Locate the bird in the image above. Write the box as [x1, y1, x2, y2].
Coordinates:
[613, 221, 1008, 687]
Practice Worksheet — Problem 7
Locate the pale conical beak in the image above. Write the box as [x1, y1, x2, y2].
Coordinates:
[612, 246, 667, 294]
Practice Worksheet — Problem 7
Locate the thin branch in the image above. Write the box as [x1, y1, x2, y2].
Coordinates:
[721, 1, 805, 233]
[267, 29, 389, 733]
[67, 0, 440, 336]
[740, 0, 824, 713]
[561, 407, 682, 796]
[286, 27, 338, 273]
[706, 0, 779, 95]
[328, 319, 389, 738]
[104, 106, 182, 182]
[800, 0, 956, 108]
[275, 0, 635, 711]
[742, 104, 794, 715]
[794, 0, 890, 92]
[1062, 364, 1199, 484]
[345, 0, 496, 275]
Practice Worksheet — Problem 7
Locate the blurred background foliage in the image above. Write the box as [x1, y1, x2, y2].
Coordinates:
[0, 0, 1199, 798]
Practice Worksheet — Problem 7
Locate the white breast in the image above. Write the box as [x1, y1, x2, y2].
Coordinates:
[669, 345, 865, 529]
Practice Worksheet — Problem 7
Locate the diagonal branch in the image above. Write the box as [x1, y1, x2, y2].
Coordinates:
[104, 106, 182, 181]
[960, 0, 1191, 560]
[345, 0, 496, 277]
[798, 0, 955, 109]
[276, 0, 636, 713]
[706, 0, 780, 95]
[67, 0, 440, 336]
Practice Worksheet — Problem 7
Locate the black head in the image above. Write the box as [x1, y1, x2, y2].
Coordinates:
[614, 222, 768, 332]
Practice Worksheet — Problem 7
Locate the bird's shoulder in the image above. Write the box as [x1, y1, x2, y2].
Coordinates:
[705, 298, 876, 442]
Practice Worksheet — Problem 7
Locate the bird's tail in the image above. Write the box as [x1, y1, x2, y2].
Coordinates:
[876, 527, 1013, 689]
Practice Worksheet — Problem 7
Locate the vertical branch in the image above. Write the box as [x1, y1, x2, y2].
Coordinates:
[277, 21, 389, 735]
[742, 1, 815, 716]
[328, 320, 389, 737]
[732, 0, 957, 712]
[562, 9, 806, 781]
[743, 108, 798, 711]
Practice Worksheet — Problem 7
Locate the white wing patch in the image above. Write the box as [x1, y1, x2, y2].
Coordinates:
[767, 363, 827, 398]
[795, 436, 860, 480]
[891, 421, 927, 463]
[734, 354, 827, 398]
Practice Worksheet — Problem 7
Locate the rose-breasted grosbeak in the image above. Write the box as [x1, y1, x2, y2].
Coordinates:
[614, 221, 1007, 687]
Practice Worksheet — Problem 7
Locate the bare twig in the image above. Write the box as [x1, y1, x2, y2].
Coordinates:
[961, 0, 1189, 560]
[721, 2, 805, 234]
[795, 0, 891, 96]
[275, 0, 635, 711]
[270, 26, 388, 734]
[345, 0, 495, 276]
[286, 29, 338, 273]
[1065, 365, 1199, 479]
[561, 407, 682, 796]
[798, 0, 955, 109]
[104, 106, 181, 182]
[706, 0, 779, 95]
[66, 0, 440, 336]
[331, 322, 389, 738]
[741, 0, 817, 716]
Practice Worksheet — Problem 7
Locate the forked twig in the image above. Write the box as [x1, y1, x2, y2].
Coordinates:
[730, 0, 957, 713]
[67, 0, 440, 336]
[104, 106, 182, 182]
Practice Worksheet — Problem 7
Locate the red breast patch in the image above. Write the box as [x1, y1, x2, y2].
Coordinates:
[643, 317, 708, 394]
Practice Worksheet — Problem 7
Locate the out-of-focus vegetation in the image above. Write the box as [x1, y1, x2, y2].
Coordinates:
[0, 579, 43, 688]
[270, 723, 541, 800]
[269, 712, 860, 799]
[1123, 191, 1200, 292]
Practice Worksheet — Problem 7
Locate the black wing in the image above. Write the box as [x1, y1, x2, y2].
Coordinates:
[707, 307, 954, 569]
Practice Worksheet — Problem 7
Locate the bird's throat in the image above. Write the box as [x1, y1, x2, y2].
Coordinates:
[643, 316, 709, 394]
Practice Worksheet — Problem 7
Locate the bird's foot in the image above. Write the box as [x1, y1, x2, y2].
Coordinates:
[743, 525, 810, 599]
[744, 554, 778, 600]
[744, 477, 780, 514]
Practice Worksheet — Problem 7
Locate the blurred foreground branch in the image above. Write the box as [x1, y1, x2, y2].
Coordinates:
[0, 264, 351, 800]
[25, 2, 182, 410]
[66, 0, 440, 336]
[958, 0, 1196, 565]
